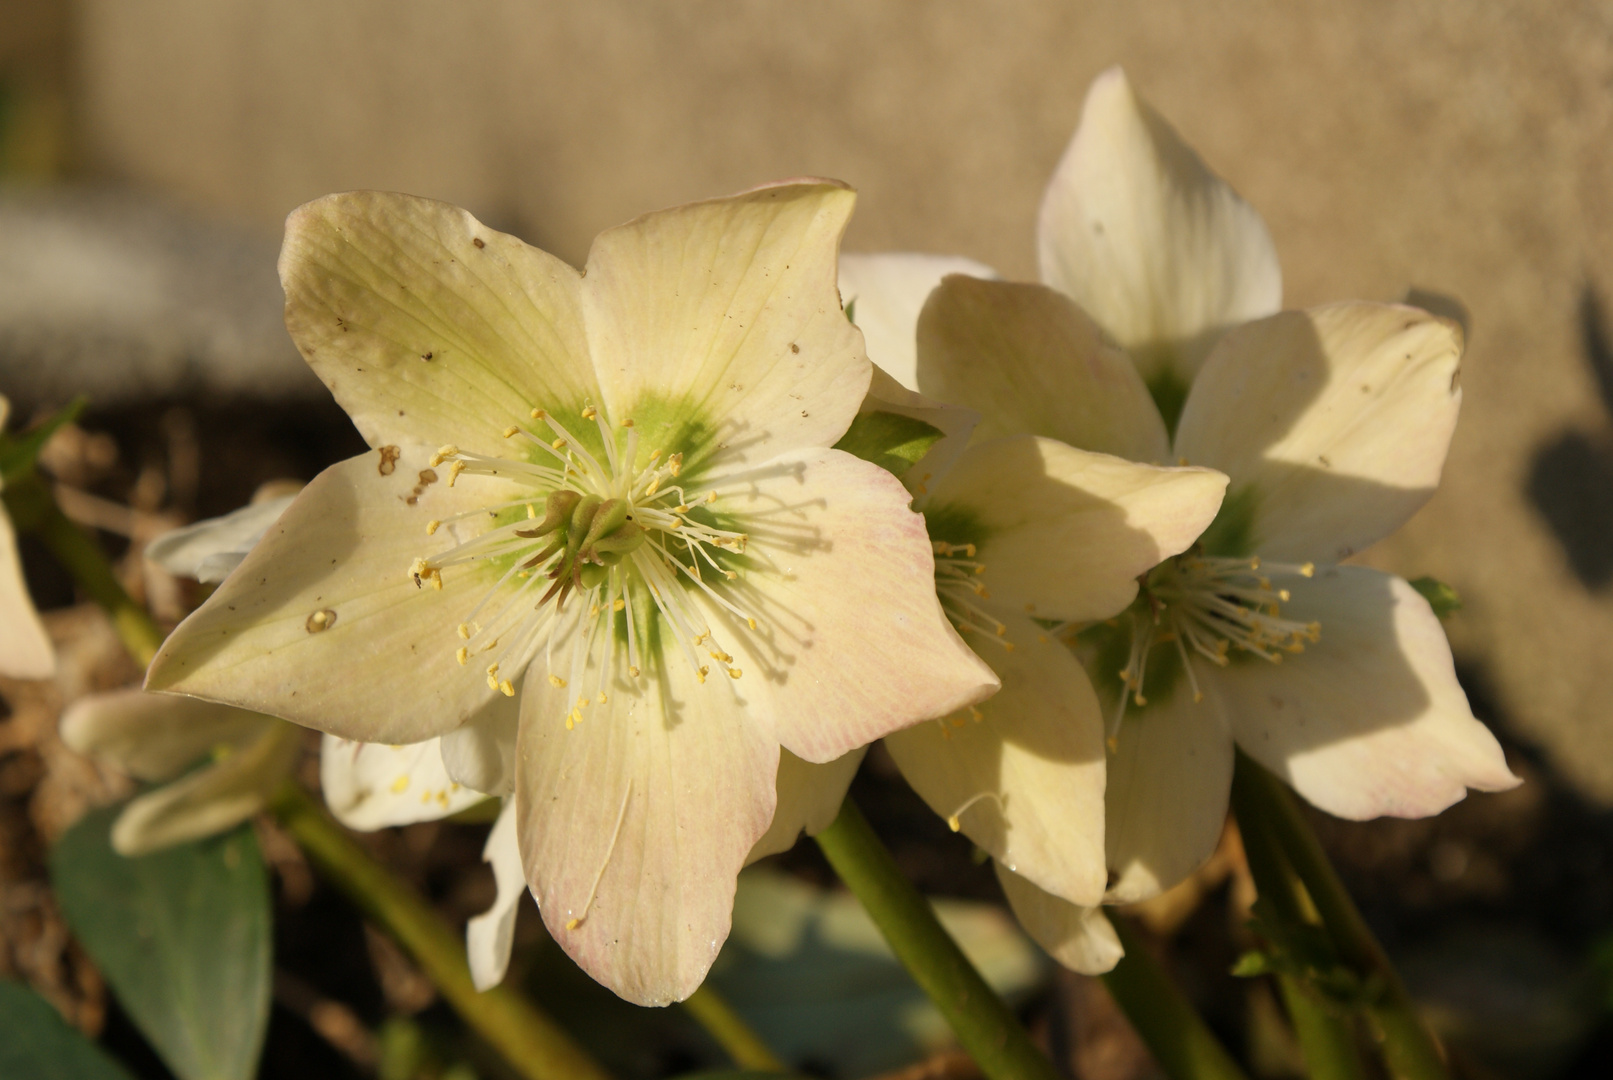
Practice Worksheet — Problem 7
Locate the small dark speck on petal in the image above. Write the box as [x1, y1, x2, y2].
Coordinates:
[472, 237, 486, 249]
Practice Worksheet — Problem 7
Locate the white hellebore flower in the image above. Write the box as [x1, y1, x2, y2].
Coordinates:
[841, 66, 1517, 968]
[146, 182, 998, 1005]
[0, 395, 55, 679]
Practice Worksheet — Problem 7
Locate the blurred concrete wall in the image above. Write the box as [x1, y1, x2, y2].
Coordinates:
[63, 1, 1613, 800]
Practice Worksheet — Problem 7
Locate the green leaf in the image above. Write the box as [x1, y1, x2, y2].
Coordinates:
[1230, 950, 1276, 978]
[832, 411, 945, 479]
[0, 396, 86, 483]
[1408, 575, 1461, 619]
[50, 806, 271, 1080]
[0, 980, 136, 1080]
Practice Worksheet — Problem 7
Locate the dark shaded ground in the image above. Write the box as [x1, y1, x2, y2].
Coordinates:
[3, 393, 1612, 1079]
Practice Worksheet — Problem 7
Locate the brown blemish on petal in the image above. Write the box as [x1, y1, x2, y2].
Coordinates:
[418, 469, 438, 487]
[789, 342, 800, 354]
[378, 445, 401, 475]
[472, 237, 486, 249]
[421, 351, 434, 361]
[306, 609, 337, 633]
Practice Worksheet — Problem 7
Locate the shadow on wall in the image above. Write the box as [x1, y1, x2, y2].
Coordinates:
[1528, 287, 1613, 589]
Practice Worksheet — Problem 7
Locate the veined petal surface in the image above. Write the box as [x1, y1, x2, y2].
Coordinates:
[926, 436, 1226, 623]
[916, 276, 1168, 462]
[838, 251, 1000, 391]
[1038, 66, 1281, 384]
[146, 450, 511, 744]
[747, 747, 865, 863]
[582, 181, 870, 474]
[320, 735, 486, 831]
[516, 624, 779, 1006]
[280, 191, 596, 457]
[886, 611, 1107, 906]
[1220, 566, 1518, 820]
[995, 863, 1123, 975]
[1174, 302, 1463, 564]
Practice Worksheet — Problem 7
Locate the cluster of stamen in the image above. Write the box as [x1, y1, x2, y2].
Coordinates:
[932, 540, 1014, 651]
[1105, 553, 1320, 746]
[409, 404, 758, 727]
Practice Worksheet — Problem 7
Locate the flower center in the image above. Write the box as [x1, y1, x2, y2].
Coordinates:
[410, 405, 756, 727]
[1087, 551, 1319, 746]
[931, 540, 1014, 650]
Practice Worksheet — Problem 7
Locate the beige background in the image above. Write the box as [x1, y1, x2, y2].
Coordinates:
[42, 2, 1613, 797]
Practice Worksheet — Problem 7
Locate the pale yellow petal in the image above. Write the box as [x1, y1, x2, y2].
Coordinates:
[838, 251, 1000, 391]
[747, 747, 865, 863]
[1103, 675, 1235, 903]
[926, 436, 1226, 623]
[439, 700, 519, 796]
[110, 721, 302, 856]
[467, 799, 525, 991]
[517, 627, 778, 1006]
[146, 449, 513, 744]
[0, 507, 53, 679]
[915, 276, 1168, 462]
[60, 689, 274, 782]
[709, 447, 997, 763]
[1038, 66, 1281, 385]
[1173, 302, 1463, 563]
[320, 735, 486, 831]
[886, 611, 1107, 906]
[1219, 567, 1519, 819]
[995, 863, 1123, 975]
[280, 191, 595, 457]
[582, 181, 870, 472]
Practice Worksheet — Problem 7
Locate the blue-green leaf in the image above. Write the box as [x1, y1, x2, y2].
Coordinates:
[832, 411, 945, 479]
[50, 806, 271, 1080]
[0, 980, 136, 1080]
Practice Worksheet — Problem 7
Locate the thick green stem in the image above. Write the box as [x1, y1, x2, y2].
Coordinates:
[1231, 763, 1368, 1080]
[813, 799, 1059, 1080]
[680, 984, 785, 1071]
[271, 784, 612, 1080]
[3, 473, 165, 667]
[1232, 752, 1448, 1080]
[1101, 918, 1251, 1080]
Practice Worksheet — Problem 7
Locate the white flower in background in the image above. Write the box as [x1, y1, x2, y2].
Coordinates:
[145, 487, 299, 584]
[146, 182, 997, 1005]
[839, 66, 1518, 969]
[0, 394, 55, 679]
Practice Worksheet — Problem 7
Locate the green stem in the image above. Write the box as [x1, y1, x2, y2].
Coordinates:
[270, 784, 613, 1080]
[3, 472, 165, 667]
[813, 799, 1059, 1080]
[680, 984, 785, 1072]
[1233, 752, 1448, 1080]
[1101, 918, 1251, 1080]
[1231, 763, 1368, 1080]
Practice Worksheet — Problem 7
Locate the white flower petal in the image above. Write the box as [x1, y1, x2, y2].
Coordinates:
[886, 611, 1108, 906]
[439, 702, 519, 796]
[1103, 677, 1235, 903]
[0, 506, 53, 679]
[146, 450, 512, 744]
[320, 735, 486, 831]
[915, 276, 1169, 462]
[747, 747, 866, 863]
[144, 496, 295, 584]
[926, 436, 1226, 623]
[280, 192, 597, 457]
[110, 720, 302, 856]
[1174, 302, 1463, 563]
[838, 252, 1000, 391]
[1219, 566, 1518, 820]
[583, 181, 871, 471]
[516, 632, 778, 1007]
[61, 688, 275, 782]
[1038, 66, 1281, 385]
[995, 863, 1123, 975]
[467, 799, 526, 991]
[712, 447, 998, 763]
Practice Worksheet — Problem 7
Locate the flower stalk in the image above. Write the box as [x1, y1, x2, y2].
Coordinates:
[680, 984, 785, 1072]
[1232, 752, 1448, 1080]
[812, 797, 1060, 1080]
[1100, 918, 1251, 1080]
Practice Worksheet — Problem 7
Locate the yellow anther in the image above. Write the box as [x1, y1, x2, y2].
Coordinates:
[569, 708, 583, 726]
[1278, 589, 1292, 602]
[565, 918, 581, 930]
[728, 668, 742, 679]
[645, 477, 661, 496]
[486, 674, 499, 690]
[746, 618, 757, 630]
[620, 417, 634, 428]
[697, 666, 709, 683]
[649, 449, 661, 460]
[456, 646, 469, 666]
[1300, 562, 1315, 577]
[612, 598, 625, 611]
[530, 408, 546, 420]
[628, 666, 640, 678]
[437, 791, 450, 808]
[964, 544, 976, 557]
[421, 791, 433, 804]
[723, 570, 737, 580]
[502, 425, 519, 438]
[429, 443, 459, 467]
[426, 520, 441, 535]
[548, 674, 567, 688]
[674, 504, 689, 514]
[969, 705, 983, 722]
[1250, 556, 1262, 570]
[582, 406, 597, 420]
[709, 649, 733, 663]
[1003, 641, 1016, 651]
[1194, 690, 1205, 703]
[597, 692, 608, 703]
[527, 503, 537, 519]
[1134, 692, 1147, 706]
[668, 453, 683, 477]
[1106, 735, 1120, 752]
[974, 564, 986, 574]
[705, 491, 717, 503]
[457, 623, 471, 639]
[447, 459, 466, 486]
[692, 632, 707, 646]
[551, 437, 567, 450]
[432, 575, 443, 591]
[390, 776, 409, 794]
[589, 604, 599, 617]
[946, 815, 962, 832]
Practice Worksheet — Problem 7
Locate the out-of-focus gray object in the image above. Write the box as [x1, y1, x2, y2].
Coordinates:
[0, 186, 318, 403]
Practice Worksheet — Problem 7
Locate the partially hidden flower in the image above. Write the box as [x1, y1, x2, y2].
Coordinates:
[0, 394, 55, 679]
[840, 66, 1517, 967]
[145, 182, 997, 1004]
